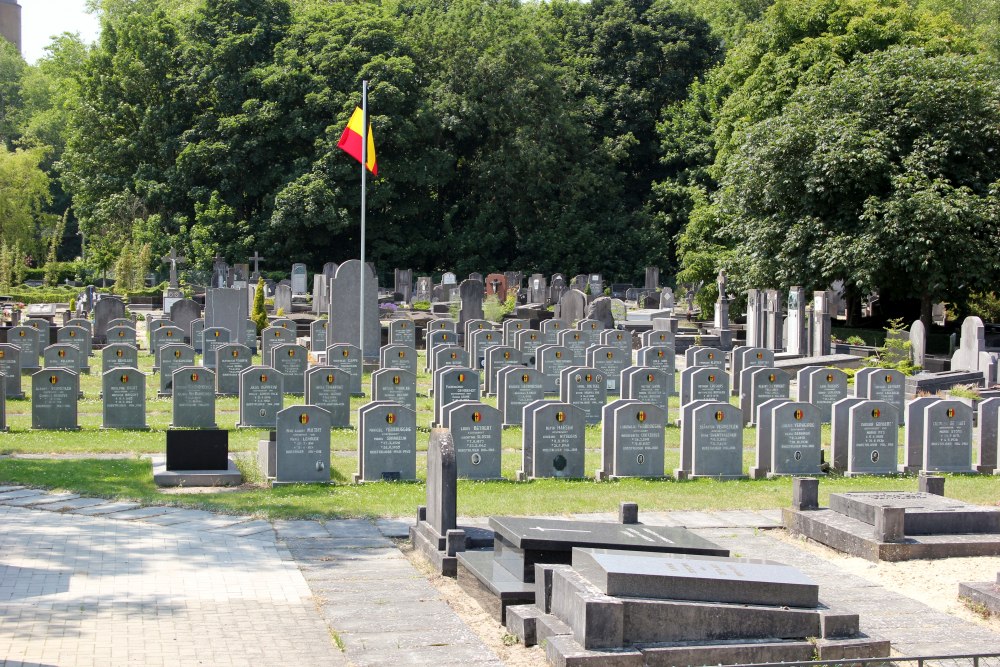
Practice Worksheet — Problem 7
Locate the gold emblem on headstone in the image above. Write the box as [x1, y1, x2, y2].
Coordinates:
[555, 411, 566, 423]
[386, 412, 396, 424]
[715, 410, 725, 421]
[300, 413, 310, 424]
[794, 409, 804, 420]
[472, 411, 482, 423]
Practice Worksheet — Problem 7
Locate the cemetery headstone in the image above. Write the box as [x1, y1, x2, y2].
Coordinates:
[102, 343, 138, 373]
[923, 400, 974, 473]
[485, 273, 507, 302]
[845, 401, 899, 476]
[536, 344, 575, 394]
[557, 289, 587, 323]
[215, 343, 252, 396]
[43, 344, 83, 377]
[93, 296, 127, 344]
[469, 328, 501, 371]
[25, 318, 52, 350]
[830, 397, 867, 471]
[621, 366, 670, 413]
[304, 367, 352, 428]
[310, 319, 328, 352]
[686, 346, 725, 370]
[151, 324, 185, 358]
[768, 402, 822, 477]
[238, 366, 284, 428]
[558, 329, 589, 365]
[201, 327, 231, 369]
[371, 368, 417, 412]
[107, 324, 137, 347]
[731, 346, 773, 395]
[190, 318, 205, 354]
[740, 367, 791, 425]
[379, 344, 418, 377]
[273, 284, 293, 315]
[431, 344, 468, 376]
[601, 401, 666, 479]
[502, 319, 529, 346]
[799, 367, 848, 423]
[275, 405, 331, 483]
[514, 329, 543, 367]
[441, 402, 503, 480]
[0, 344, 24, 398]
[170, 299, 202, 343]
[497, 366, 545, 427]
[261, 325, 292, 363]
[393, 268, 413, 303]
[586, 345, 628, 395]
[291, 263, 308, 295]
[388, 319, 416, 347]
[689, 402, 744, 479]
[854, 368, 905, 425]
[976, 397, 1000, 474]
[57, 325, 90, 361]
[529, 274, 547, 303]
[458, 279, 485, 329]
[559, 366, 607, 425]
[433, 367, 480, 427]
[641, 330, 675, 348]
[157, 344, 196, 395]
[357, 401, 417, 481]
[325, 344, 363, 396]
[521, 401, 585, 479]
[31, 368, 79, 430]
[680, 366, 730, 406]
[485, 346, 523, 396]
[271, 343, 308, 395]
[206, 288, 249, 356]
[8, 326, 39, 371]
[244, 318, 258, 353]
[171, 367, 217, 428]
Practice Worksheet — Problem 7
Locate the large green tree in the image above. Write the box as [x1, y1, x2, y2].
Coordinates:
[718, 47, 1000, 326]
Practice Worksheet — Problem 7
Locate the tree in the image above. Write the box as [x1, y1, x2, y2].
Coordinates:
[717, 47, 1000, 328]
[251, 275, 268, 333]
[0, 146, 53, 254]
[45, 209, 68, 286]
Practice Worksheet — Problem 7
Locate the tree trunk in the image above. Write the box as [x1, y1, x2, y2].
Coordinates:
[920, 291, 933, 331]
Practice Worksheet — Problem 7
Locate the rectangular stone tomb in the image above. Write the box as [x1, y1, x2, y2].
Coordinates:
[357, 401, 417, 481]
[572, 548, 819, 607]
[215, 343, 252, 395]
[559, 366, 607, 425]
[102, 343, 138, 373]
[31, 368, 79, 430]
[489, 516, 728, 582]
[371, 368, 417, 412]
[497, 366, 545, 427]
[304, 366, 352, 428]
[829, 492, 1000, 535]
[238, 366, 284, 428]
[522, 401, 585, 479]
[275, 405, 332, 484]
[172, 367, 217, 428]
[102, 368, 148, 430]
[433, 367, 480, 427]
[325, 344, 363, 396]
[271, 343, 308, 395]
[441, 401, 503, 480]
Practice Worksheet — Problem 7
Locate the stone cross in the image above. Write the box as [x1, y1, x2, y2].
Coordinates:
[161, 248, 187, 288]
[250, 251, 264, 279]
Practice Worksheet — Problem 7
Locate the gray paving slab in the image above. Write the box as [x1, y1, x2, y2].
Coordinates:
[209, 519, 275, 537]
[1, 492, 80, 507]
[695, 526, 1000, 655]
[70, 500, 141, 516]
[0, 485, 25, 493]
[101, 505, 184, 521]
[34, 496, 110, 512]
[0, 489, 48, 502]
[715, 509, 782, 528]
[667, 510, 737, 528]
[273, 519, 329, 539]
[325, 518, 383, 539]
[375, 517, 412, 538]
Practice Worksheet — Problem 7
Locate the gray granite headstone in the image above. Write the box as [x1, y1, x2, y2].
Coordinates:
[261, 326, 293, 364]
[0, 376, 5, 431]
[8, 326, 40, 371]
[171, 367, 217, 428]
[846, 400, 898, 476]
[57, 325, 89, 358]
[923, 400, 974, 473]
[102, 343, 138, 373]
[731, 347, 773, 395]
[749, 398, 792, 479]
[514, 329, 544, 367]
[170, 299, 202, 342]
[686, 346, 725, 370]
[557, 329, 589, 366]
[540, 318, 568, 345]
[600, 329, 632, 357]
[238, 366, 284, 428]
[188, 318, 205, 354]
[427, 318, 457, 333]
[586, 345, 629, 396]
[371, 368, 417, 412]
[291, 263, 308, 295]
[310, 320, 328, 353]
[830, 397, 866, 471]
[855, 367, 905, 425]
[275, 405, 331, 483]
[151, 325, 185, 358]
[433, 367, 480, 427]
[497, 366, 545, 427]
[270, 343, 308, 395]
[157, 344, 196, 396]
[431, 345, 468, 375]
[559, 366, 607, 425]
[0, 344, 23, 398]
[304, 366, 352, 428]
[740, 367, 791, 425]
[215, 343, 252, 395]
[273, 284, 293, 314]
[394, 268, 413, 303]
[536, 344, 575, 394]
[106, 324, 137, 347]
[388, 319, 415, 347]
[502, 319, 529, 346]
[558, 289, 586, 323]
[801, 367, 848, 423]
[205, 289, 249, 357]
[379, 344, 417, 377]
[441, 402, 503, 480]
[457, 279, 485, 329]
[523, 401, 585, 479]
[620, 366, 670, 413]
[977, 397, 1000, 474]
[605, 401, 666, 478]
[426, 330, 458, 370]
[273, 317, 297, 331]
[357, 401, 417, 481]
[637, 346, 675, 395]
[201, 327, 231, 369]
[680, 366, 730, 406]
[469, 328, 502, 371]
[31, 368, 79, 430]
[690, 402, 744, 478]
[641, 330, 675, 348]
[324, 344, 363, 396]
[902, 396, 946, 472]
[244, 318, 258, 353]
[94, 296, 126, 344]
[25, 318, 51, 351]
[770, 402, 822, 476]
[43, 343, 83, 376]
[485, 346, 523, 396]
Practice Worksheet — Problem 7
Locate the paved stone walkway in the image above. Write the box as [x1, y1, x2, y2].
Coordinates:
[3, 484, 1000, 664]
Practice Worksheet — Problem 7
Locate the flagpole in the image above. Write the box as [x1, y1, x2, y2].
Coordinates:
[359, 80, 368, 358]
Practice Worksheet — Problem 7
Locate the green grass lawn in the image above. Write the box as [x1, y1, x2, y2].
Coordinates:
[1, 345, 997, 519]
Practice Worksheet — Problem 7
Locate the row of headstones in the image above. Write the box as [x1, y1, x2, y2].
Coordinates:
[742, 287, 833, 356]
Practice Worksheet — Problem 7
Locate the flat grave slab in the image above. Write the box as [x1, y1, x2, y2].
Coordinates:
[829, 492, 1000, 535]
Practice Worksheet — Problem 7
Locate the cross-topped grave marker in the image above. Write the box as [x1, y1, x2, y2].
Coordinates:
[161, 248, 187, 288]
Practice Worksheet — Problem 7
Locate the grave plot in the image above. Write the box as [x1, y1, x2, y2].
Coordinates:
[784, 479, 1000, 561]
[456, 515, 728, 624]
[501, 547, 889, 664]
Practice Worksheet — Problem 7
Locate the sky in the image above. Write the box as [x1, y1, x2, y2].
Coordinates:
[21, 0, 101, 64]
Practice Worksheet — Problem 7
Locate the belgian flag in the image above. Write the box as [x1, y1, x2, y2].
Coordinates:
[337, 107, 378, 176]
